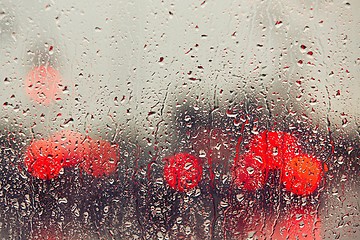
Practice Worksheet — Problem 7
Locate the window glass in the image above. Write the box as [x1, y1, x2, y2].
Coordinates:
[0, 0, 359, 239]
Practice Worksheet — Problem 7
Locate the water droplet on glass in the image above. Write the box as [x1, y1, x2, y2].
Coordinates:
[184, 162, 193, 170]
[247, 166, 254, 175]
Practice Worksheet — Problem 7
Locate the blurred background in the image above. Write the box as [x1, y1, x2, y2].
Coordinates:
[0, 0, 359, 239]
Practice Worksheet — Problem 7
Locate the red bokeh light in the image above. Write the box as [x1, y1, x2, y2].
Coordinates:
[25, 65, 61, 105]
[51, 130, 91, 168]
[248, 130, 301, 170]
[282, 154, 323, 196]
[232, 130, 324, 195]
[163, 153, 202, 192]
[232, 130, 301, 191]
[24, 139, 64, 180]
[232, 152, 267, 191]
[80, 139, 119, 177]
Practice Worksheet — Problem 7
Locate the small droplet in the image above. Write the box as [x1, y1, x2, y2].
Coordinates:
[49, 46, 54, 55]
[184, 162, 193, 170]
[58, 197, 68, 204]
[247, 166, 254, 175]
[4, 77, 10, 84]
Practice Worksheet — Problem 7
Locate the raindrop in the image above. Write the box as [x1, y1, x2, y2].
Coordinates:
[58, 197, 68, 204]
[184, 162, 193, 170]
[247, 167, 254, 175]
[199, 149, 206, 158]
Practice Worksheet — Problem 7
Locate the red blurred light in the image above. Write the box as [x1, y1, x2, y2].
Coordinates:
[25, 65, 62, 105]
[232, 152, 266, 191]
[80, 139, 119, 177]
[50, 130, 91, 168]
[282, 154, 323, 196]
[24, 139, 64, 180]
[163, 153, 202, 192]
[249, 130, 301, 170]
[232, 130, 301, 191]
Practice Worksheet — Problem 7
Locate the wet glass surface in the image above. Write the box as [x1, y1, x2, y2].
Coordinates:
[0, 0, 359, 239]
